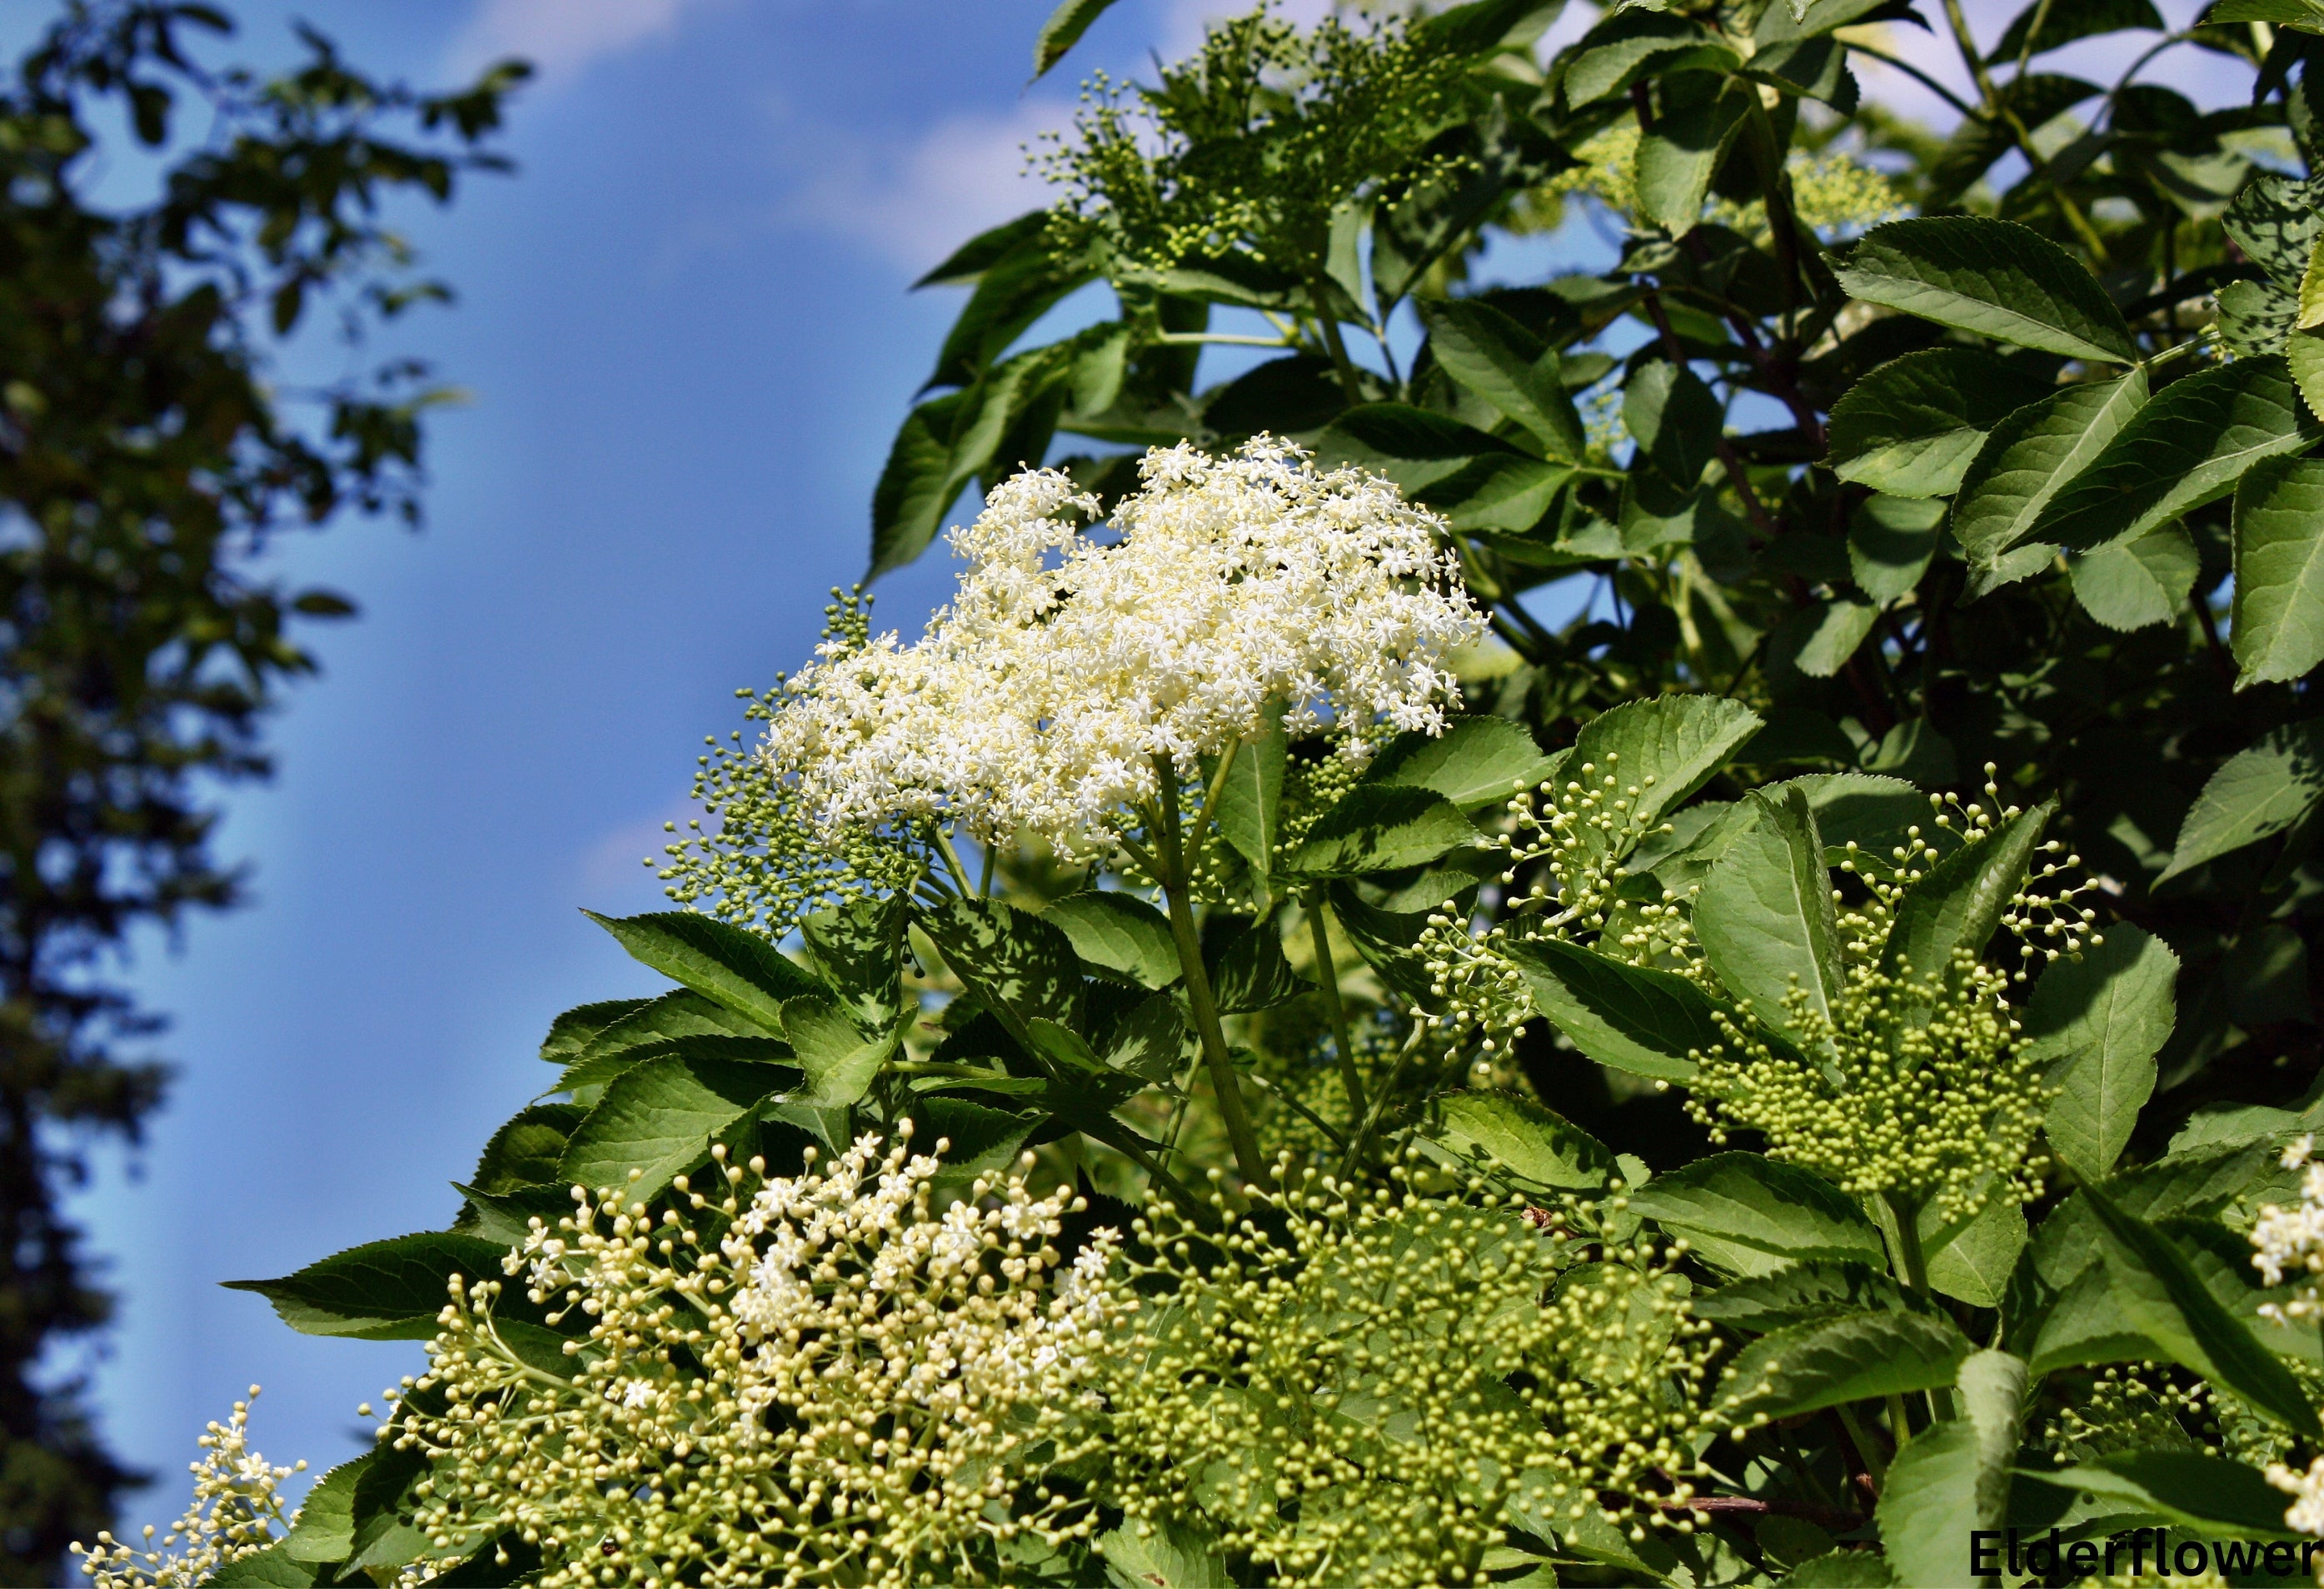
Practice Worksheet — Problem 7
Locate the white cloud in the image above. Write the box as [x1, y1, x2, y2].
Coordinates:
[783, 100, 1065, 275]
[446, 0, 706, 90]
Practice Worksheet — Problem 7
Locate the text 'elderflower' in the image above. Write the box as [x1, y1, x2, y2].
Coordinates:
[765, 438, 1483, 857]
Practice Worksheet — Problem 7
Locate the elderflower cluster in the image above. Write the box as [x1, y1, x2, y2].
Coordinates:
[1688, 952, 2049, 1224]
[2273, 1453, 2324, 1553]
[76, 1389, 304, 1589]
[765, 441, 1483, 859]
[383, 1128, 1127, 1589]
[1101, 1162, 1719, 1587]
[2252, 1134, 2324, 1322]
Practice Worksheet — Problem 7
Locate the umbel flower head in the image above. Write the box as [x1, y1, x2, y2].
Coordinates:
[1101, 1160, 1719, 1587]
[381, 1126, 1128, 1589]
[765, 438, 1483, 859]
[76, 1388, 304, 1589]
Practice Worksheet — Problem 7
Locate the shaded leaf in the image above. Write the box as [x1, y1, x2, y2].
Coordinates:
[1952, 370, 2147, 595]
[1828, 348, 2052, 499]
[1358, 716, 1554, 811]
[1634, 72, 1750, 237]
[1202, 913, 1309, 1014]
[2159, 717, 2324, 882]
[1437, 1089, 1616, 1190]
[1875, 1350, 2025, 1589]
[1848, 495, 1944, 604]
[1836, 217, 2137, 363]
[2030, 925, 2179, 1183]
[1878, 799, 2054, 998]
[1033, 0, 1121, 77]
[1720, 1311, 1972, 1420]
[782, 994, 901, 1108]
[920, 898, 1085, 1042]
[1697, 786, 1844, 1048]
[1693, 1259, 1936, 1332]
[1282, 785, 1478, 879]
[1624, 359, 1723, 487]
[1417, 296, 1586, 460]
[1506, 937, 1726, 1080]
[1045, 892, 1180, 989]
[2069, 522, 2198, 630]
[2233, 453, 2324, 685]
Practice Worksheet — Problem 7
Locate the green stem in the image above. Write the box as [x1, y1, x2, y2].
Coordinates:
[1880, 1191, 1959, 1423]
[932, 826, 975, 895]
[1152, 761, 1271, 1188]
[1309, 277, 1365, 404]
[1307, 895, 1368, 1126]
[1936, 0, 2109, 263]
[1338, 1023, 1426, 1181]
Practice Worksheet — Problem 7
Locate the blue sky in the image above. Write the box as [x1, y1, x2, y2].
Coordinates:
[28, 0, 2256, 1520]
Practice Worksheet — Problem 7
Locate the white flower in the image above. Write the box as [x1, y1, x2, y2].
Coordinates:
[2251, 1135, 2324, 1322]
[2272, 1455, 2324, 1555]
[764, 438, 1484, 857]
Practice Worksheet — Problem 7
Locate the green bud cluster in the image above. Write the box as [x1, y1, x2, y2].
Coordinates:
[1099, 1161, 1720, 1587]
[1685, 952, 2050, 1224]
[655, 589, 925, 940]
[1499, 753, 1672, 936]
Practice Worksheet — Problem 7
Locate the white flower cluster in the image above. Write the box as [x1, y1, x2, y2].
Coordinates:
[75, 1389, 303, 1589]
[2272, 1452, 2324, 1552]
[765, 439, 1483, 856]
[390, 1124, 1127, 1588]
[2252, 1133, 2324, 1322]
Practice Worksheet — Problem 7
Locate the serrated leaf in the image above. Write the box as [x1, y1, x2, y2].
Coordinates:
[2234, 455, 2324, 685]
[1282, 785, 1478, 879]
[1358, 716, 1555, 810]
[1785, 596, 1881, 678]
[1828, 348, 2052, 499]
[1878, 799, 2054, 1003]
[2159, 717, 2324, 882]
[1629, 1152, 1886, 1276]
[1988, 0, 2162, 62]
[209, 1545, 322, 1587]
[1693, 1260, 1934, 1332]
[1633, 71, 1750, 237]
[2020, 1450, 2302, 1537]
[1563, 695, 1764, 869]
[1720, 1311, 1972, 1421]
[920, 898, 1085, 1044]
[2291, 325, 2324, 428]
[1848, 496, 1945, 604]
[1032, 0, 1120, 77]
[2218, 276, 2299, 357]
[1836, 217, 2138, 363]
[1624, 358, 1723, 487]
[1506, 937, 1727, 1080]
[1697, 786, 1844, 1048]
[471, 1103, 586, 1195]
[1045, 892, 1179, 989]
[798, 896, 909, 1029]
[781, 994, 900, 1108]
[224, 1233, 517, 1341]
[1563, 11, 1742, 105]
[556, 1053, 794, 1198]
[1213, 720, 1287, 884]
[2021, 356, 2322, 553]
[1875, 1350, 2025, 1589]
[2225, 171, 2324, 288]
[585, 910, 817, 1032]
[2029, 925, 2178, 1183]
[1952, 371, 2148, 593]
[540, 998, 652, 1066]
[1202, 912, 1309, 1014]
[1098, 1519, 1231, 1589]
[1417, 297, 1586, 460]
[1438, 1089, 1616, 1190]
[2069, 521, 2198, 630]
[2082, 1183, 2323, 1436]
[282, 1454, 366, 1562]
[1922, 1193, 2027, 1308]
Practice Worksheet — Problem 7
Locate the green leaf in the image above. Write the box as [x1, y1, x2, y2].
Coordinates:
[2021, 1450, 2302, 1537]
[2159, 717, 2324, 882]
[556, 1053, 794, 1199]
[282, 1454, 366, 1562]
[1828, 349, 2053, 499]
[1874, 1350, 2025, 1589]
[1094, 991, 1189, 1081]
[1325, 884, 1441, 1007]
[585, 910, 817, 1033]
[1697, 786, 1844, 1048]
[1629, 1152, 1886, 1276]
[1693, 1260, 1933, 1332]
[1417, 453, 1571, 533]
[1624, 359, 1723, 487]
[1878, 799, 2055, 996]
[1633, 72, 1750, 237]
[224, 1233, 514, 1341]
[1032, 0, 1120, 77]
[1505, 937, 1728, 1081]
[781, 994, 901, 1108]
[1835, 217, 2138, 364]
[1097, 1519, 1231, 1589]
[924, 238, 1093, 390]
[909, 1096, 1040, 1184]
[1358, 716, 1555, 811]
[1719, 1311, 1972, 1421]
[1045, 892, 1180, 989]
[1437, 1089, 1616, 1191]
[1203, 913, 1309, 1014]
[798, 897, 909, 1029]
[1318, 402, 1529, 491]
[1848, 496, 1944, 604]
[2205, 0, 2324, 26]
[2069, 522, 2198, 630]
[470, 1103, 586, 1195]
[2233, 454, 2324, 686]
[2029, 925, 2179, 1183]
[915, 210, 1050, 289]
[2227, 172, 2324, 289]
[1563, 12, 1742, 105]
[1564, 695, 1764, 869]
[1952, 371, 2147, 594]
[1282, 785, 1478, 879]
[2217, 276, 2298, 358]
[1416, 297, 1587, 461]
[2022, 356, 2322, 554]
[539, 998, 651, 1066]
[209, 1545, 322, 1587]
[920, 898, 1085, 1044]
[1213, 720, 1287, 884]
[2082, 1183, 2323, 1436]
[870, 390, 969, 579]
[1782, 1552, 1894, 1586]
[1783, 596, 1881, 679]
[556, 1032, 791, 1100]
[1989, 0, 2162, 61]
[1922, 1193, 2028, 1308]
